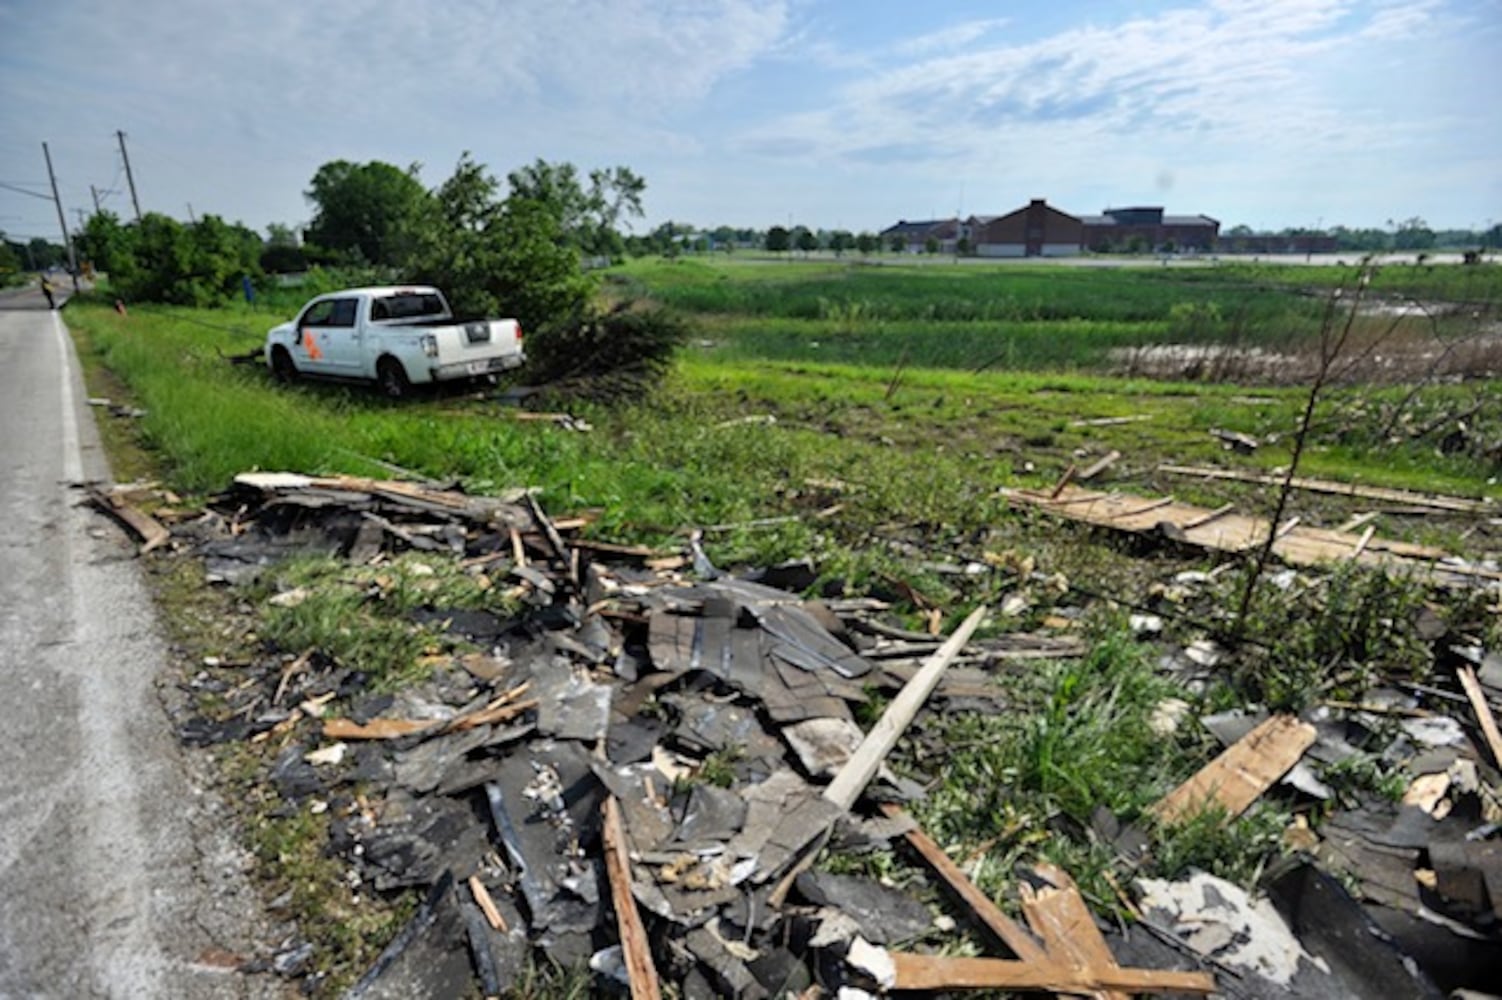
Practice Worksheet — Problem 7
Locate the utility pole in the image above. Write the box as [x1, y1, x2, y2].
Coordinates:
[186, 202, 196, 224]
[73, 207, 87, 229]
[90, 184, 102, 213]
[117, 129, 142, 222]
[41, 141, 79, 291]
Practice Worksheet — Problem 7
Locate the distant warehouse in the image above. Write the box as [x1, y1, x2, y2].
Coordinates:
[883, 199, 1220, 256]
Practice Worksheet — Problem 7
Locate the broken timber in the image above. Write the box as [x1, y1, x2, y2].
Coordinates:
[603, 796, 662, 1000]
[878, 802, 1049, 963]
[1151, 714, 1316, 825]
[885, 953, 1216, 994]
[1157, 464, 1492, 515]
[87, 486, 171, 554]
[1457, 665, 1502, 769]
[1003, 485, 1500, 587]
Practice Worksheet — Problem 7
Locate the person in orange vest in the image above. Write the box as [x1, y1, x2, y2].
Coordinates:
[39, 274, 56, 310]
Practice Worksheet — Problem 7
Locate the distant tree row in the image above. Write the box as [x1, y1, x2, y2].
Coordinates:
[0, 234, 69, 278]
[1223, 218, 1501, 252]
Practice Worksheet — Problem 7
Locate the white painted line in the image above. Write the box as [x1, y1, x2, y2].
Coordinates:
[52, 310, 83, 482]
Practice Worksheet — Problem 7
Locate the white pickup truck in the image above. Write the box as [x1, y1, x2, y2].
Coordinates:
[264, 286, 525, 397]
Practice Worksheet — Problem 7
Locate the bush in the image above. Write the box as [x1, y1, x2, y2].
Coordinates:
[525, 299, 689, 400]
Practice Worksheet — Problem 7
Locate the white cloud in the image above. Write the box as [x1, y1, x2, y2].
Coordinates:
[736, 0, 1432, 165]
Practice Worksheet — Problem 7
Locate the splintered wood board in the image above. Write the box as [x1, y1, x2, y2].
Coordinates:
[1004, 486, 1500, 587]
[1151, 714, 1316, 825]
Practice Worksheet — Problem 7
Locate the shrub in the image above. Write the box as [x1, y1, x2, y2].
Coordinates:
[525, 299, 689, 400]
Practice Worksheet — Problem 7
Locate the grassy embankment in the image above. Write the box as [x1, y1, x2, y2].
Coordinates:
[64, 258, 1499, 988]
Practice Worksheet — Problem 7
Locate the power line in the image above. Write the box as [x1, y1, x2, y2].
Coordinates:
[0, 179, 55, 200]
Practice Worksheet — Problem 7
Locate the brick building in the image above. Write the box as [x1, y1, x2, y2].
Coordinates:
[878, 218, 960, 253]
[891, 199, 1221, 257]
[1080, 206, 1219, 252]
[967, 199, 1084, 257]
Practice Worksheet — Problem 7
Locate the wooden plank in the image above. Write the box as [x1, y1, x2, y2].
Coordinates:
[1077, 450, 1121, 482]
[1151, 714, 1316, 825]
[769, 608, 989, 909]
[1049, 465, 1077, 499]
[823, 606, 988, 810]
[878, 803, 1048, 964]
[1157, 464, 1490, 514]
[1458, 665, 1502, 769]
[602, 796, 662, 1000]
[90, 489, 172, 553]
[1337, 511, 1379, 533]
[1109, 496, 1174, 521]
[1181, 503, 1235, 530]
[1005, 485, 1501, 588]
[887, 953, 1216, 994]
[468, 875, 508, 932]
[1022, 864, 1128, 1000]
[1350, 525, 1376, 559]
[1069, 415, 1151, 428]
[322, 717, 433, 740]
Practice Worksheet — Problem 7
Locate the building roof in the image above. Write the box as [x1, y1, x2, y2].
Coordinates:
[879, 218, 958, 237]
[1079, 214, 1219, 227]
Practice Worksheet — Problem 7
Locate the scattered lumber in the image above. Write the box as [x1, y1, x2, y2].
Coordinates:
[602, 796, 662, 1000]
[87, 485, 172, 554]
[1003, 484, 1500, 588]
[1457, 666, 1502, 769]
[823, 606, 988, 810]
[1151, 714, 1316, 825]
[879, 803, 1049, 963]
[1069, 415, 1151, 427]
[1021, 871, 1129, 1000]
[884, 952, 1216, 994]
[1157, 464, 1491, 514]
[1077, 450, 1121, 482]
[1210, 428, 1260, 453]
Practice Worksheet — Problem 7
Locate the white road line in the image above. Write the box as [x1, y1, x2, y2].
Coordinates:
[52, 310, 83, 483]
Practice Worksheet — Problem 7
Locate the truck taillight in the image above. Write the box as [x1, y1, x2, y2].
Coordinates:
[515, 324, 524, 343]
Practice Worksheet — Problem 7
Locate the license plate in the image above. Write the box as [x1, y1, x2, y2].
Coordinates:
[467, 360, 490, 375]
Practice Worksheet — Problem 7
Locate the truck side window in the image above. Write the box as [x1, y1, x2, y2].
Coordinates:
[300, 300, 334, 327]
[328, 298, 358, 328]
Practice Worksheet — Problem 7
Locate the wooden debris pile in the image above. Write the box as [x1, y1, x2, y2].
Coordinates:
[105, 471, 1502, 997]
[164, 473, 1219, 997]
[1004, 482, 1500, 589]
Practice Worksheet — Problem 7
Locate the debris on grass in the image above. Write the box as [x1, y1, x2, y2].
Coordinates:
[108, 469, 1502, 997]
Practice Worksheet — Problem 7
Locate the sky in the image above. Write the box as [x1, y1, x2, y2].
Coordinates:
[0, 0, 1497, 245]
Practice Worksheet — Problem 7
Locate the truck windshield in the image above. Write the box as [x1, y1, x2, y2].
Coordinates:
[370, 292, 447, 322]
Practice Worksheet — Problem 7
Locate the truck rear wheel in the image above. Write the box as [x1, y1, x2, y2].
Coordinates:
[270, 346, 298, 383]
[376, 357, 410, 399]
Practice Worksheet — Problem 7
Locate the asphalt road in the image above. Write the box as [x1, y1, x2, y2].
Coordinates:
[0, 290, 277, 998]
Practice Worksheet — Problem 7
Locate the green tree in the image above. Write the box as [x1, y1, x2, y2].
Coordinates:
[923, 236, 939, 254]
[889, 236, 906, 253]
[303, 160, 430, 267]
[855, 232, 878, 255]
[765, 226, 791, 253]
[77, 211, 138, 283]
[408, 154, 590, 331]
[1392, 217, 1436, 251]
[795, 227, 818, 254]
[0, 236, 18, 277]
[828, 230, 854, 256]
[505, 159, 645, 259]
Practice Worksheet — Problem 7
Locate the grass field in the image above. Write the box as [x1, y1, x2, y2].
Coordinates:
[606, 256, 1501, 377]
